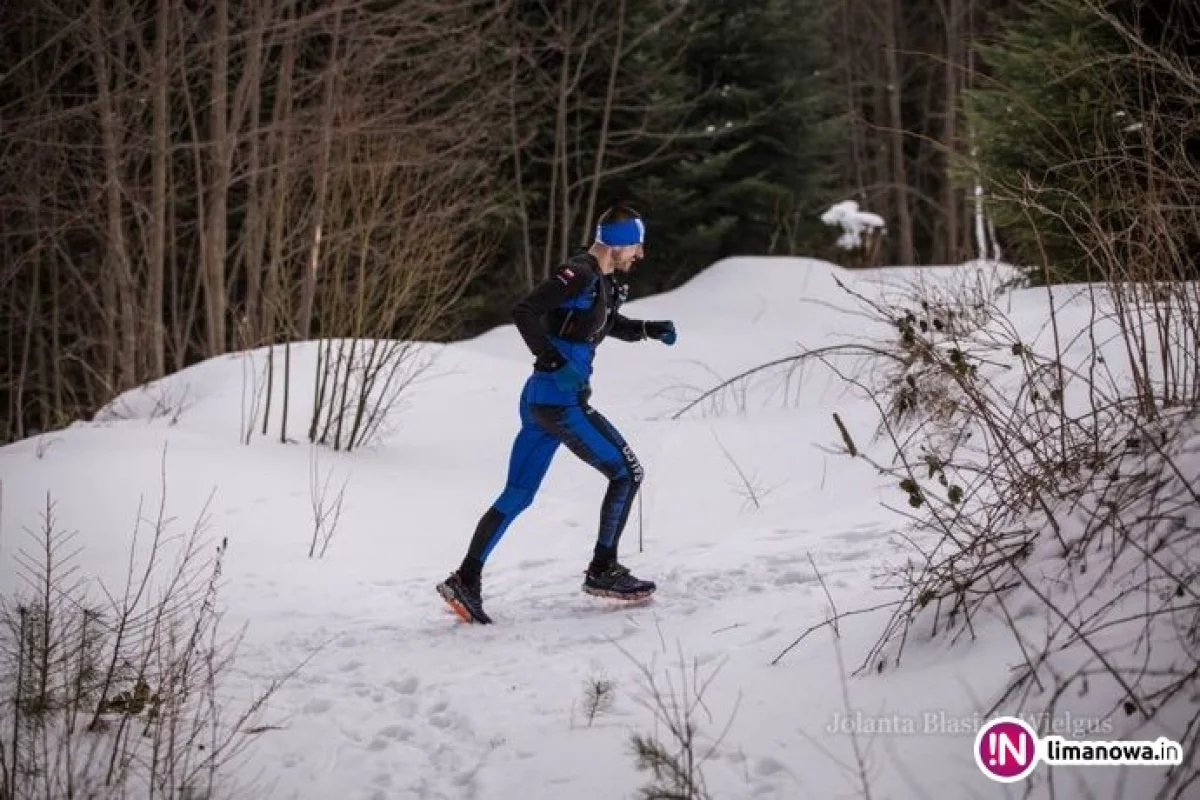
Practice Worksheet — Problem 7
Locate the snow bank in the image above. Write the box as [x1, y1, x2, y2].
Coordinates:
[1, 256, 1193, 799]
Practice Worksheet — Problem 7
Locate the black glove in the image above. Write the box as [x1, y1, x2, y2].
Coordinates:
[643, 320, 677, 345]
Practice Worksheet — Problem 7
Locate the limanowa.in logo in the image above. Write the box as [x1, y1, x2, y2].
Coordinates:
[974, 716, 1184, 783]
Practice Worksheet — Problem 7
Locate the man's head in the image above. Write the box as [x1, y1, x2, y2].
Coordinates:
[591, 205, 645, 274]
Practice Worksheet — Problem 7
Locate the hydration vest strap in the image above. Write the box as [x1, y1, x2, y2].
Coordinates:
[548, 307, 598, 342]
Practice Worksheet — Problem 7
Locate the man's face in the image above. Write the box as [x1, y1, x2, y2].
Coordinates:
[612, 243, 643, 273]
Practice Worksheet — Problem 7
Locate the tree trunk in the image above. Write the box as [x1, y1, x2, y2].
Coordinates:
[261, 4, 297, 437]
[943, 0, 961, 263]
[16, 200, 40, 441]
[300, 2, 343, 340]
[174, 2, 208, 371]
[544, 21, 571, 276]
[235, 0, 268, 349]
[581, 0, 626, 244]
[50, 253, 63, 428]
[883, 0, 916, 265]
[205, 0, 231, 356]
[149, 0, 169, 378]
[266, 10, 297, 344]
[244, 47, 265, 349]
[842, 0, 867, 198]
[507, 25, 535, 291]
[90, 0, 138, 390]
[168, 151, 184, 371]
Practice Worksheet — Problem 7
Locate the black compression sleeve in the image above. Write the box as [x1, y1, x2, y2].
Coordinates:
[608, 314, 647, 342]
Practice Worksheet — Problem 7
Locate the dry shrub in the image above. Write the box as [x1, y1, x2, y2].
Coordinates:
[0, 462, 295, 799]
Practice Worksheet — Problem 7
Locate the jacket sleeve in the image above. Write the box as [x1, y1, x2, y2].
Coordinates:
[608, 314, 647, 342]
[511, 260, 594, 368]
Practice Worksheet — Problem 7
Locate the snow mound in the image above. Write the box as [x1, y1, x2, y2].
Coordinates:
[2, 255, 1192, 800]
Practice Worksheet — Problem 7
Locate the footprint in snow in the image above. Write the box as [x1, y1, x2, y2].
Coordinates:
[266, 622, 494, 798]
[388, 675, 420, 695]
[377, 724, 412, 741]
[836, 527, 890, 543]
[429, 712, 456, 730]
[755, 756, 790, 776]
[826, 548, 872, 563]
[302, 698, 333, 715]
[770, 527, 806, 538]
[773, 570, 817, 587]
[367, 724, 414, 751]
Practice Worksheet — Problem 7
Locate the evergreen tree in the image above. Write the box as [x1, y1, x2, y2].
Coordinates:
[467, 0, 696, 319]
[965, 0, 1198, 283]
[616, 0, 844, 295]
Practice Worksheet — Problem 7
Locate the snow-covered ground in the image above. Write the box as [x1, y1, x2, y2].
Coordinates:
[1, 257, 1193, 799]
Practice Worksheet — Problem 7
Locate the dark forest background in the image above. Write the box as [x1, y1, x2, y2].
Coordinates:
[1, 0, 1196, 444]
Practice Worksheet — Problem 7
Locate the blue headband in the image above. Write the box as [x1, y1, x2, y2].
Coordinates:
[595, 217, 645, 247]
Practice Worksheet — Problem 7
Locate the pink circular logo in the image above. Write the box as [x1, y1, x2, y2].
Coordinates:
[974, 716, 1039, 782]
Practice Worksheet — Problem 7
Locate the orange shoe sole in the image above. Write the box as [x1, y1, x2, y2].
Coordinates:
[437, 582, 487, 623]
